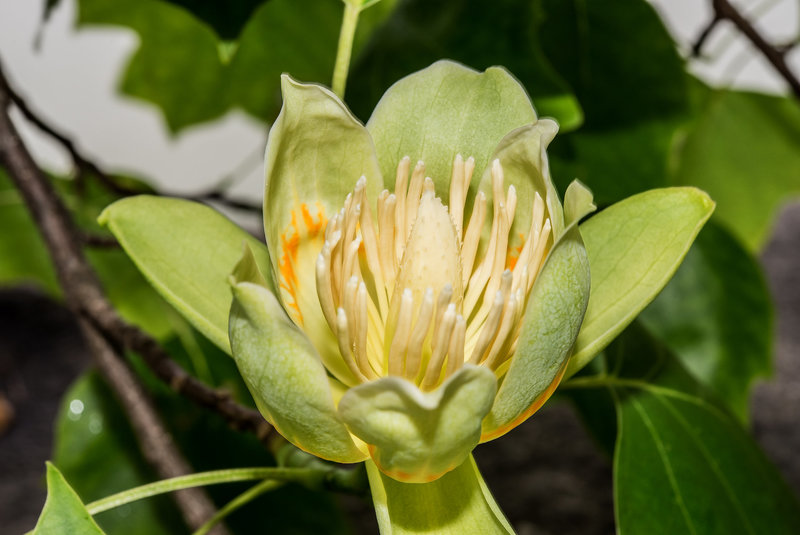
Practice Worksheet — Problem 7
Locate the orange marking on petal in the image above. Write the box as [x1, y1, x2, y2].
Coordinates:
[506, 232, 526, 270]
[278, 202, 327, 325]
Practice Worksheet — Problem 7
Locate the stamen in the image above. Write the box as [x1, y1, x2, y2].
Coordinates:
[461, 191, 486, 286]
[315, 156, 553, 390]
[405, 287, 434, 381]
[388, 288, 414, 376]
[336, 307, 368, 383]
[421, 302, 457, 390]
[449, 154, 465, 236]
[446, 314, 466, 377]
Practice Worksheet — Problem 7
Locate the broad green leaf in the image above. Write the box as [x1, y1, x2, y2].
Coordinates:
[339, 366, 496, 483]
[482, 222, 589, 441]
[229, 248, 367, 463]
[99, 195, 273, 354]
[76, 0, 393, 131]
[348, 0, 582, 131]
[33, 463, 106, 535]
[537, 0, 691, 205]
[366, 60, 538, 197]
[672, 89, 800, 250]
[639, 222, 773, 421]
[366, 456, 513, 534]
[567, 188, 715, 378]
[602, 326, 800, 534]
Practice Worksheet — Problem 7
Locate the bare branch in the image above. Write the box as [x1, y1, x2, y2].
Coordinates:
[0, 58, 273, 533]
[710, 0, 800, 99]
[1, 72, 262, 212]
[691, 13, 723, 58]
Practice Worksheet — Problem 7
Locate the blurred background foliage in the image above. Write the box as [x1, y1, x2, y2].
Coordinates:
[2, 0, 800, 533]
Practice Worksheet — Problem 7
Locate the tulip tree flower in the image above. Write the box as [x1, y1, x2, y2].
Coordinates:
[100, 61, 713, 534]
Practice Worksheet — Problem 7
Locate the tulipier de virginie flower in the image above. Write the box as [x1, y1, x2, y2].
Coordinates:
[100, 61, 714, 533]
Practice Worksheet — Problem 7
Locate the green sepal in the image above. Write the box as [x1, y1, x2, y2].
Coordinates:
[366, 456, 514, 534]
[366, 60, 537, 196]
[99, 195, 273, 354]
[228, 245, 366, 463]
[567, 187, 715, 378]
[339, 365, 496, 483]
[32, 463, 106, 535]
[481, 218, 590, 441]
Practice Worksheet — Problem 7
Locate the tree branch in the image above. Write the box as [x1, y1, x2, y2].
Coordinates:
[2, 71, 261, 212]
[709, 0, 800, 99]
[0, 59, 272, 532]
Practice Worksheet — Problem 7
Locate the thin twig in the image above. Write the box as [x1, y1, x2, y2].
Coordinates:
[2, 71, 261, 212]
[691, 13, 722, 58]
[80, 231, 120, 248]
[0, 60, 253, 533]
[0, 61, 271, 442]
[710, 0, 800, 99]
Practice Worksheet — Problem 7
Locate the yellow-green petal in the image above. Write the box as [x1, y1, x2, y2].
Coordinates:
[228, 245, 366, 463]
[481, 218, 590, 441]
[566, 187, 715, 378]
[367, 456, 514, 534]
[366, 60, 537, 196]
[264, 74, 383, 386]
[339, 365, 497, 483]
[479, 122, 566, 250]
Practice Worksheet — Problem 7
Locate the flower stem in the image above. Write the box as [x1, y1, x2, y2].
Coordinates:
[332, 1, 362, 99]
[85, 467, 321, 515]
[191, 479, 285, 535]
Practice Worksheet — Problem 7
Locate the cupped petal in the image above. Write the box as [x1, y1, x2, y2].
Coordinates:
[338, 365, 497, 483]
[264, 74, 383, 385]
[481, 205, 591, 441]
[366, 456, 514, 534]
[478, 122, 565, 253]
[228, 244, 366, 463]
[366, 60, 537, 197]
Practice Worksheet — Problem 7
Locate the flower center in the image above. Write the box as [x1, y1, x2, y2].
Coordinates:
[315, 155, 551, 390]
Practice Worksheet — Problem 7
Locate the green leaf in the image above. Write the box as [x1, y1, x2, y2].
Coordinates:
[366, 60, 538, 197]
[33, 464, 107, 535]
[482, 221, 589, 441]
[229, 249, 367, 463]
[75, 0, 349, 131]
[99, 195, 273, 354]
[671, 88, 800, 250]
[348, 0, 582, 131]
[601, 326, 800, 534]
[339, 366, 496, 483]
[567, 188, 715, 378]
[639, 221, 773, 421]
[366, 456, 513, 534]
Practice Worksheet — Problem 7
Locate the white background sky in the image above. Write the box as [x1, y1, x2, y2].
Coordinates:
[0, 0, 797, 201]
